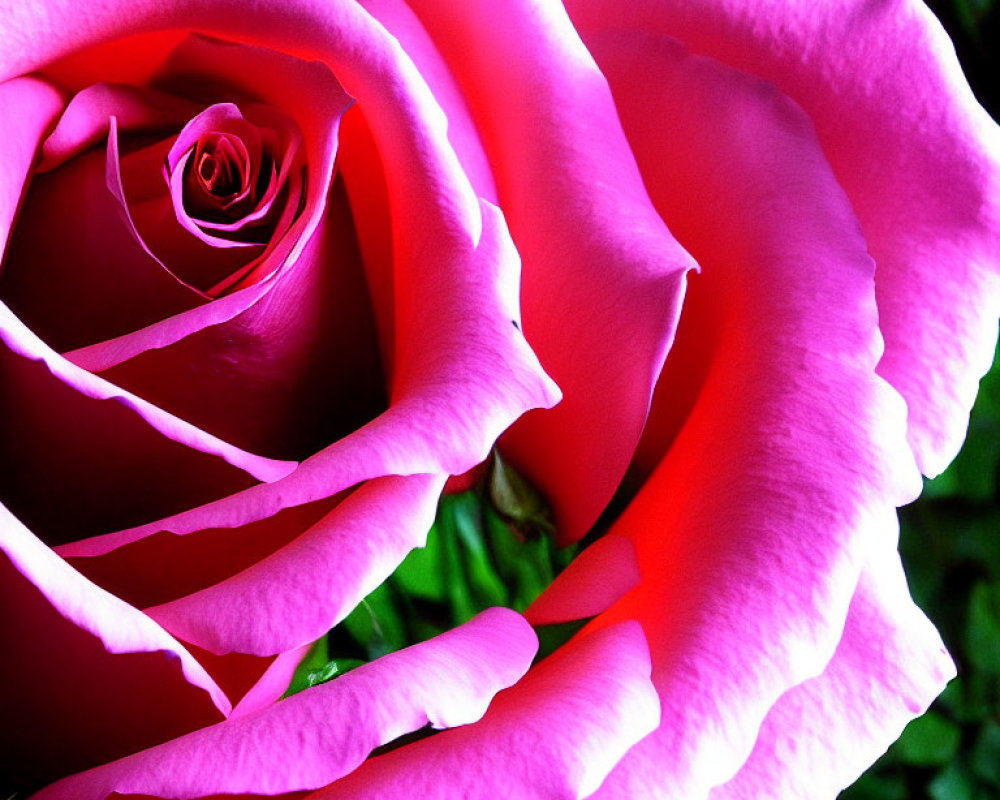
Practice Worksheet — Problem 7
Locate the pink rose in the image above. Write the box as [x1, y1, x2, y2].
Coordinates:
[2, 2, 998, 800]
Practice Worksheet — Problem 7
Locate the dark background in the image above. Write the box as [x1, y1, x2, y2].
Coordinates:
[844, 2, 1000, 795]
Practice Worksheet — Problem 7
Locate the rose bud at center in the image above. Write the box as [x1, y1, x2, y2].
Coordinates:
[121, 101, 307, 298]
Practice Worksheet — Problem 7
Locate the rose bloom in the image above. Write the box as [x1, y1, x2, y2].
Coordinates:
[1, 0, 997, 798]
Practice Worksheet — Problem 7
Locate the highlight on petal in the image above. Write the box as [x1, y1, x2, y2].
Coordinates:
[311, 621, 659, 800]
[0, 502, 228, 793]
[710, 547, 955, 800]
[32, 608, 538, 800]
[568, 32, 923, 798]
[405, 0, 695, 543]
[565, 0, 1000, 478]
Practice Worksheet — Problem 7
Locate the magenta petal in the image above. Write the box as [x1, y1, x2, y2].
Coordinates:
[0, 303, 295, 484]
[0, 502, 228, 789]
[573, 34, 925, 797]
[66, 199, 557, 555]
[144, 474, 446, 656]
[566, 0, 1000, 478]
[710, 549, 954, 799]
[355, 0, 496, 203]
[230, 643, 311, 719]
[92, 177, 384, 461]
[0, 76, 64, 257]
[310, 621, 659, 800]
[32, 608, 537, 800]
[40, 81, 200, 172]
[405, 0, 695, 542]
[524, 534, 640, 626]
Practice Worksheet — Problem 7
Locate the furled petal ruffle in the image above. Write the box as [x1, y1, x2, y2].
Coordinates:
[566, 0, 1000, 478]
[709, 547, 954, 800]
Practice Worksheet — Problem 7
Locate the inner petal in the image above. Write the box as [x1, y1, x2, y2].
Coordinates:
[196, 136, 245, 199]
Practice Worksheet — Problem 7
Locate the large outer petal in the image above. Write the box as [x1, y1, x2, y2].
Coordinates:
[403, 0, 695, 542]
[32, 609, 537, 800]
[567, 0, 1000, 477]
[574, 33, 943, 798]
[710, 546, 954, 800]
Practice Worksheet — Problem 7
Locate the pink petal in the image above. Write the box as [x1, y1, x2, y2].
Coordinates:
[0, 501, 228, 791]
[108, 124, 266, 294]
[573, 34, 923, 797]
[524, 534, 640, 626]
[39, 81, 201, 172]
[710, 548, 954, 799]
[566, 0, 1000, 478]
[310, 621, 659, 800]
[41, 29, 193, 93]
[61, 199, 555, 554]
[60, 496, 344, 610]
[91, 177, 383, 460]
[0, 305, 294, 543]
[230, 643, 312, 719]
[405, 0, 695, 543]
[144, 474, 446, 656]
[58, 33, 352, 368]
[3, 127, 203, 353]
[32, 608, 537, 800]
[338, 105, 395, 378]
[0, 76, 64, 260]
[355, 0, 495, 204]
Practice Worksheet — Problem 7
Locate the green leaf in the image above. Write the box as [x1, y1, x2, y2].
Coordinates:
[447, 492, 508, 609]
[964, 581, 1000, 674]
[842, 770, 908, 800]
[895, 711, 962, 766]
[971, 719, 1000, 785]
[341, 585, 408, 660]
[534, 618, 591, 663]
[392, 522, 447, 603]
[282, 635, 331, 697]
[929, 760, 975, 800]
